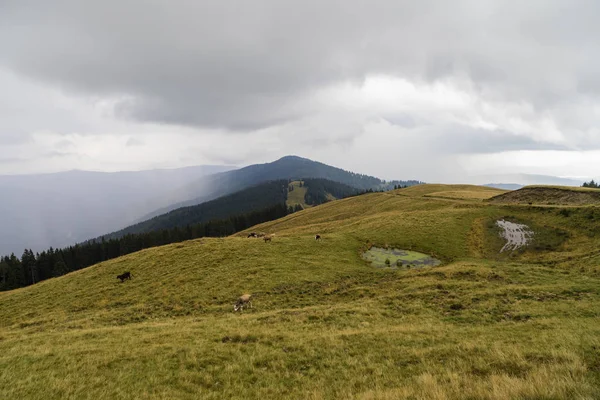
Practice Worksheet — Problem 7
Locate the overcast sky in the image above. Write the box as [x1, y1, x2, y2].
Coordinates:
[1, 0, 599, 182]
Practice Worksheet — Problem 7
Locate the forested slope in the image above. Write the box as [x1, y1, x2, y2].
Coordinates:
[100, 180, 289, 239]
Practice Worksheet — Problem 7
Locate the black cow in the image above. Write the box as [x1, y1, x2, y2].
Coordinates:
[117, 271, 132, 282]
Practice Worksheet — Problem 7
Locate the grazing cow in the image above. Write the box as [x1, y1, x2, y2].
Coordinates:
[315, 234, 321, 241]
[234, 294, 252, 312]
[247, 232, 257, 238]
[263, 235, 273, 242]
[256, 233, 266, 238]
[117, 271, 132, 282]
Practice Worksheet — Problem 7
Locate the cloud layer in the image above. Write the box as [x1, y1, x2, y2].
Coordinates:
[1, 0, 600, 180]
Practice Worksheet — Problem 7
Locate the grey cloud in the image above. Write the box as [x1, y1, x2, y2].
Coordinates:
[2, 0, 600, 133]
[53, 139, 75, 150]
[0, 150, 74, 165]
[125, 137, 144, 147]
[382, 114, 417, 129]
[44, 150, 75, 158]
[0, 129, 31, 145]
[427, 125, 572, 154]
[0, 156, 27, 164]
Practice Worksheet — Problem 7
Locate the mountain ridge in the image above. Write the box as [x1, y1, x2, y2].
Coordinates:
[138, 155, 421, 221]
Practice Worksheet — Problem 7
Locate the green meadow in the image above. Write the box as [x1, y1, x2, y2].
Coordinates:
[286, 180, 310, 209]
[1, 184, 600, 399]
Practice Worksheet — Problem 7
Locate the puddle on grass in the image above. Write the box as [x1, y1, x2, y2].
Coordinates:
[362, 247, 441, 268]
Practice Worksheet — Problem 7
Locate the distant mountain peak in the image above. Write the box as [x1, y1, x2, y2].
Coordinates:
[125, 155, 423, 227]
[273, 155, 314, 163]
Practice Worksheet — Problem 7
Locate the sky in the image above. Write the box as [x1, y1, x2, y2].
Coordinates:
[1, 0, 599, 183]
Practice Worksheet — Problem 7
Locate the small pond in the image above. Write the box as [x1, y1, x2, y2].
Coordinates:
[362, 247, 441, 268]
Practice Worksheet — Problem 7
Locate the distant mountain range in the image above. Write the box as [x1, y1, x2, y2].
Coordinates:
[0, 165, 234, 255]
[481, 174, 584, 190]
[484, 183, 524, 190]
[0, 156, 419, 255]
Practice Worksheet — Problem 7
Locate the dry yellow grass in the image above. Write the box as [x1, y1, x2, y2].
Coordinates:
[425, 189, 507, 201]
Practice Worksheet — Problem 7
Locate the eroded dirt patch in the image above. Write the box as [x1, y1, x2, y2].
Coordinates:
[496, 220, 534, 252]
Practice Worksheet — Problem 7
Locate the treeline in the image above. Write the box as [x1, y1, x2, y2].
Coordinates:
[380, 180, 423, 191]
[303, 178, 361, 206]
[0, 203, 289, 292]
[582, 180, 599, 188]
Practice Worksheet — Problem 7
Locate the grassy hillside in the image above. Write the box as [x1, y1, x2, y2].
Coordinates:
[286, 180, 309, 209]
[1, 184, 600, 399]
[399, 183, 506, 199]
[424, 187, 506, 200]
[489, 185, 600, 205]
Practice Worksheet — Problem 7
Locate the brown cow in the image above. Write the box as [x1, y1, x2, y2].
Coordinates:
[234, 294, 253, 312]
[263, 235, 273, 242]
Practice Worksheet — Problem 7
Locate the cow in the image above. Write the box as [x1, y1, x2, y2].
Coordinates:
[247, 232, 257, 238]
[234, 294, 253, 312]
[315, 234, 321, 241]
[263, 235, 273, 242]
[117, 271, 132, 282]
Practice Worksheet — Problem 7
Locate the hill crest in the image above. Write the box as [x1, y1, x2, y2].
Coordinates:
[489, 185, 600, 205]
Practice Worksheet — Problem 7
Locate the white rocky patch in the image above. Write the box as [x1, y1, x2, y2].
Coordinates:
[496, 220, 534, 252]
